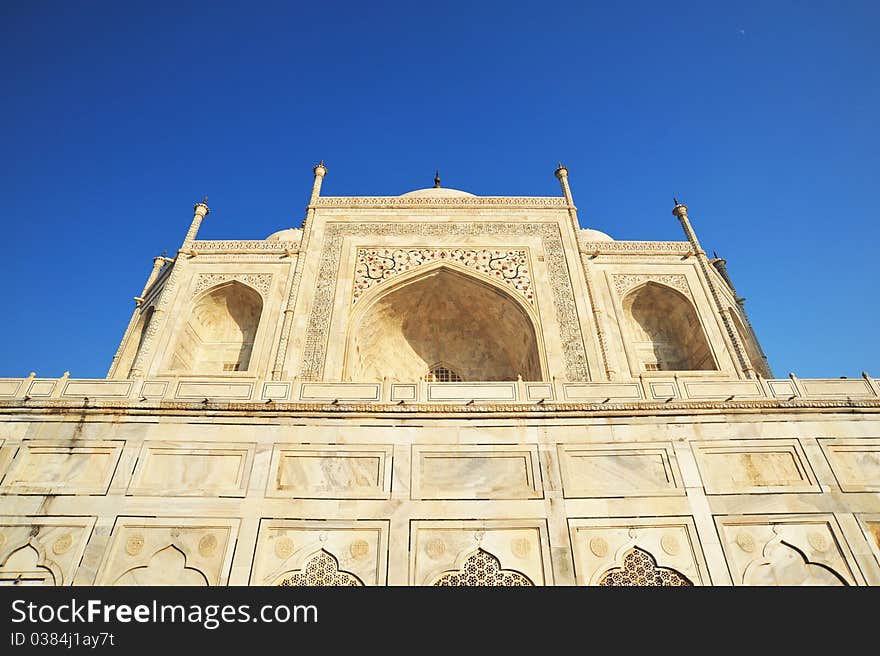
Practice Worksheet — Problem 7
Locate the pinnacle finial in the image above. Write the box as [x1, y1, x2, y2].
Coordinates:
[673, 196, 682, 207]
[202, 196, 208, 205]
[434, 170, 441, 188]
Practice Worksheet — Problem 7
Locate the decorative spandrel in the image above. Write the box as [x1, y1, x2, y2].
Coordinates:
[599, 547, 692, 587]
[354, 248, 533, 306]
[433, 548, 533, 586]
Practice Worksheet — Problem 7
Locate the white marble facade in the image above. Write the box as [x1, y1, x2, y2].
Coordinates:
[1, 164, 879, 586]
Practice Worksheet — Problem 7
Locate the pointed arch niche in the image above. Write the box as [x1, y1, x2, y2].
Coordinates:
[621, 282, 717, 372]
[344, 265, 544, 382]
[118, 305, 154, 377]
[168, 281, 263, 374]
[728, 308, 769, 377]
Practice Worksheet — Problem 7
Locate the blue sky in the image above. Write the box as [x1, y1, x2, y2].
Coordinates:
[1, 2, 877, 379]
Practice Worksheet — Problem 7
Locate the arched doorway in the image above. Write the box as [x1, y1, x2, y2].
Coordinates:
[168, 281, 263, 373]
[622, 282, 716, 372]
[345, 266, 543, 382]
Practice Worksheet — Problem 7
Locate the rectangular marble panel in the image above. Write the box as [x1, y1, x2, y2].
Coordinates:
[558, 443, 683, 497]
[63, 380, 132, 398]
[427, 383, 516, 401]
[95, 517, 239, 586]
[409, 519, 551, 586]
[691, 439, 819, 494]
[267, 445, 392, 499]
[563, 383, 641, 401]
[251, 520, 389, 586]
[299, 383, 380, 401]
[140, 381, 168, 398]
[526, 383, 554, 401]
[0, 380, 22, 397]
[683, 380, 763, 399]
[391, 384, 417, 401]
[715, 514, 864, 586]
[175, 381, 254, 400]
[27, 380, 55, 397]
[768, 380, 797, 397]
[1, 441, 124, 495]
[261, 382, 290, 401]
[649, 382, 677, 399]
[412, 445, 542, 499]
[128, 442, 255, 496]
[819, 439, 880, 492]
[801, 379, 874, 398]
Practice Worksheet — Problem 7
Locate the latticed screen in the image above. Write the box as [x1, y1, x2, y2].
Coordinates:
[426, 365, 462, 382]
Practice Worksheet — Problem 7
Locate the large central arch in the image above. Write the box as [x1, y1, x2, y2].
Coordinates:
[344, 265, 544, 382]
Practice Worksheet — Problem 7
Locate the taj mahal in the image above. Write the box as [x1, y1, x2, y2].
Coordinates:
[0, 163, 878, 586]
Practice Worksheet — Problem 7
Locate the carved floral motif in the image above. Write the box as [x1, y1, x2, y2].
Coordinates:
[193, 273, 273, 297]
[612, 274, 691, 298]
[353, 248, 533, 305]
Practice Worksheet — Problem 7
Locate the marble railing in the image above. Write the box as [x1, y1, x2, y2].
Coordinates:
[0, 373, 878, 405]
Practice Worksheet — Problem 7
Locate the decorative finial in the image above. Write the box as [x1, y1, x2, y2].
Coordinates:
[434, 170, 441, 188]
[558, 161, 563, 169]
[319, 160, 324, 166]
[202, 196, 208, 205]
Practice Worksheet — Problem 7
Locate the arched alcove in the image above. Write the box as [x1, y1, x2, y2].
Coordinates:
[118, 306, 154, 377]
[729, 309, 767, 376]
[169, 282, 263, 373]
[622, 282, 716, 372]
[346, 267, 543, 382]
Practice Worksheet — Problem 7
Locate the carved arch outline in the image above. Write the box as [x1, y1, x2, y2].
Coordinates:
[618, 279, 718, 373]
[112, 544, 210, 586]
[0, 538, 60, 585]
[342, 261, 548, 382]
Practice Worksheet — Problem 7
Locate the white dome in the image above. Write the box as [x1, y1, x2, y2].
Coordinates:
[580, 228, 615, 242]
[266, 228, 302, 242]
[399, 187, 476, 198]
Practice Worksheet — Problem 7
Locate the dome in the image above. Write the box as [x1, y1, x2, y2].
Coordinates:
[399, 187, 476, 198]
[266, 228, 302, 242]
[580, 228, 615, 242]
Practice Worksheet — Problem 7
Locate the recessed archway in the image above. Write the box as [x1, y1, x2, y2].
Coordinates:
[345, 266, 543, 382]
[168, 281, 263, 373]
[622, 282, 716, 372]
[118, 306, 154, 377]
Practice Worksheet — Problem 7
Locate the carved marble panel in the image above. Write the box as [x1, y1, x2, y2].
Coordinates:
[715, 514, 864, 586]
[568, 517, 708, 585]
[411, 445, 542, 500]
[0, 441, 124, 495]
[266, 445, 393, 499]
[95, 517, 239, 586]
[0, 516, 95, 586]
[127, 442, 256, 497]
[298, 222, 588, 381]
[819, 439, 880, 492]
[353, 247, 534, 305]
[558, 443, 683, 498]
[691, 439, 819, 494]
[409, 520, 550, 586]
[250, 519, 388, 585]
